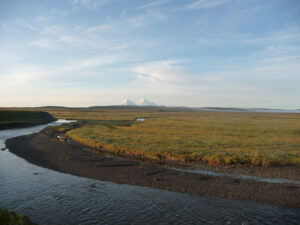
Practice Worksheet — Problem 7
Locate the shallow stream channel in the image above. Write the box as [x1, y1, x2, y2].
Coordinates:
[0, 120, 299, 225]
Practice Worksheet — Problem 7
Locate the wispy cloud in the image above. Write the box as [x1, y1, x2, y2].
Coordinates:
[14, 19, 40, 32]
[259, 56, 300, 64]
[134, 60, 187, 84]
[30, 35, 79, 49]
[133, 60, 207, 88]
[0, 54, 124, 89]
[197, 29, 300, 47]
[133, 55, 300, 89]
[136, 0, 169, 10]
[29, 9, 166, 50]
[40, 25, 65, 35]
[63, 55, 122, 71]
[72, 0, 111, 9]
[241, 30, 300, 44]
[1, 65, 52, 87]
[35, 8, 68, 22]
[181, 0, 230, 11]
[86, 24, 112, 33]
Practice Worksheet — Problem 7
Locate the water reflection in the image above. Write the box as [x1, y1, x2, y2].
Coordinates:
[136, 118, 146, 122]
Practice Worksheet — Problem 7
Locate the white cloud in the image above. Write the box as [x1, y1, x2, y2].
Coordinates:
[264, 45, 300, 54]
[133, 56, 300, 90]
[26, 6, 167, 52]
[241, 30, 300, 44]
[196, 29, 300, 51]
[0, 65, 52, 88]
[134, 60, 191, 84]
[35, 9, 68, 22]
[30, 39, 56, 49]
[0, 54, 125, 92]
[259, 56, 300, 64]
[30, 11, 164, 50]
[64, 55, 121, 71]
[86, 24, 112, 33]
[181, 0, 230, 11]
[40, 25, 65, 35]
[119, 12, 166, 29]
[14, 19, 40, 32]
[0, 51, 20, 62]
[30, 35, 80, 49]
[72, 0, 111, 9]
[136, 0, 169, 10]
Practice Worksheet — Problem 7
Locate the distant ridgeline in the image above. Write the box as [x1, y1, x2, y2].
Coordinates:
[0, 110, 56, 130]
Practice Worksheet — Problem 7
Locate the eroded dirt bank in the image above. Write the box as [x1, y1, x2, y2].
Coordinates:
[6, 132, 300, 207]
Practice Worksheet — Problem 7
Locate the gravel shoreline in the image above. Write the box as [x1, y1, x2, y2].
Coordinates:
[6, 131, 300, 207]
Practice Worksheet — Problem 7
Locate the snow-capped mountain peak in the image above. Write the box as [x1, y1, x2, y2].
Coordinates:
[120, 99, 136, 106]
[137, 98, 157, 106]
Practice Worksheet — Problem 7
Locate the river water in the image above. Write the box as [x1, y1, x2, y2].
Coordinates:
[0, 120, 299, 225]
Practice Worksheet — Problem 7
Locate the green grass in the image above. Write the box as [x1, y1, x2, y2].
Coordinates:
[0, 209, 37, 225]
[0, 110, 55, 129]
[67, 112, 300, 166]
[7, 107, 300, 167]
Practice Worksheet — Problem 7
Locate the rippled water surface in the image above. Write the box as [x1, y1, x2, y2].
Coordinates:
[0, 121, 299, 225]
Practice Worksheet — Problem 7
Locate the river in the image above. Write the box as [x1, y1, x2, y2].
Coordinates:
[0, 120, 299, 225]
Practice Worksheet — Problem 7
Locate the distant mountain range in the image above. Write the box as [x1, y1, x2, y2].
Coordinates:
[120, 98, 157, 106]
[35, 104, 300, 113]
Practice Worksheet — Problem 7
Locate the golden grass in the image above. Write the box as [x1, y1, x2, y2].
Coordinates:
[42, 108, 300, 167]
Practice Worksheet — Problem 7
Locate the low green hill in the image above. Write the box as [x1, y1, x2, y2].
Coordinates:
[0, 110, 56, 130]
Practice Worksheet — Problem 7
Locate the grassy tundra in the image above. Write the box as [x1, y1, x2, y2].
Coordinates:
[43, 107, 300, 167]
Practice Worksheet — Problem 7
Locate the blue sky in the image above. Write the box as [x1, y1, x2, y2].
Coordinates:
[1, 0, 300, 108]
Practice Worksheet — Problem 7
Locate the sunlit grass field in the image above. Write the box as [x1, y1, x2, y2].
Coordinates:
[42, 107, 300, 167]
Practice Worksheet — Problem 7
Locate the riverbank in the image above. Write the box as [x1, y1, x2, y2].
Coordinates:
[6, 131, 300, 207]
[0, 111, 56, 130]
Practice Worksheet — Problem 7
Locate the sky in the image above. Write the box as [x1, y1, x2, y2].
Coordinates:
[0, 0, 300, 108]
